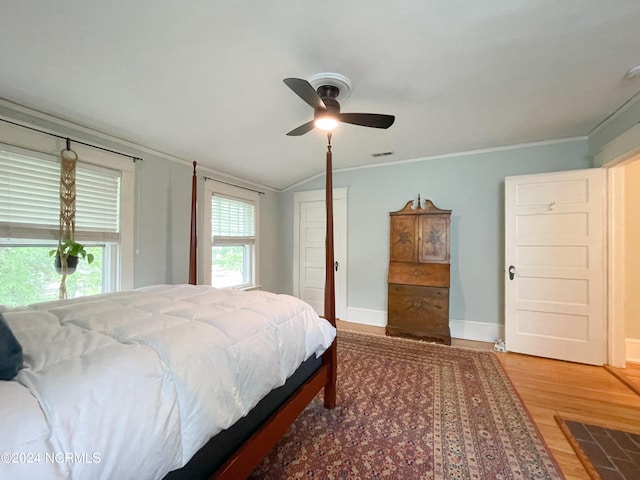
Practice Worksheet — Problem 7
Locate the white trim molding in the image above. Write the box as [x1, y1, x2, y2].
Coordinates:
[607, 164, 627, 367]
[595, 123, 640, 167]
[201, 180, 261, 288]
[603, 135, 640, 367]
[626, 338, 640, 363]
[343, 307, 503, 343]
[283, 136, 586, 192]
[449, 319, 504, 344]
[345, 307, 387, 328]
[0, 119, 135, 292]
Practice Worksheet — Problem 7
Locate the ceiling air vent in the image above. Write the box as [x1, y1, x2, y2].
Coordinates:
[372, 151, 394, 158]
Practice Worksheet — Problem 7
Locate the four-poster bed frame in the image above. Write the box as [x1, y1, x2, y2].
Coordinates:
[185, 140, 338, 479]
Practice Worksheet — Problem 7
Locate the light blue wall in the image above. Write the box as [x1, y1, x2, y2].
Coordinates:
[590, 94, 640, 166]
[0, 102, 594, 329]
[257, 190, 286, 292]
[282, 140, 590, 329]
[132, 156, 192, 287]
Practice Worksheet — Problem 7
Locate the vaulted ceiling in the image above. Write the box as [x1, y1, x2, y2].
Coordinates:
[1, 1, 640, 190]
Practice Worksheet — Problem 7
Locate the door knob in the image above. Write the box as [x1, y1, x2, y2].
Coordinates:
[508, 265, 515, 280]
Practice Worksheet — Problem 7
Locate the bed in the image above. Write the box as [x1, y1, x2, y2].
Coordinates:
[1, 144, 339, 479]
[0, 285, 336, 479]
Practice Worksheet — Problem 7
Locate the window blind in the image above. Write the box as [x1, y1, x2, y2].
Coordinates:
[211, 195, 255, 243]
[0, 148, 121, 242]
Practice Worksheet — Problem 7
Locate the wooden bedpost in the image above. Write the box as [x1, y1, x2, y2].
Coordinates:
[189, 161, 197, 285]
[208, 132, 339, 480]
[323, 133, 337, 409]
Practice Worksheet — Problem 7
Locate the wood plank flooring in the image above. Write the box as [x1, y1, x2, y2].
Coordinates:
[336, 320, 640, 480]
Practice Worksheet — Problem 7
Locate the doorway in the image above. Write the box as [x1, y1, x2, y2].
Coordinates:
[293, 188, 348, 319]
[607, 153, 640, 366]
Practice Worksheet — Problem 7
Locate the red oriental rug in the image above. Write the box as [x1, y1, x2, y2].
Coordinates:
[251, 330, 563, 479]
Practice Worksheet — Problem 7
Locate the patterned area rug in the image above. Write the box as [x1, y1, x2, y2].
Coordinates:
[556, 417, 640, 480]
[251, 330, 563, 479]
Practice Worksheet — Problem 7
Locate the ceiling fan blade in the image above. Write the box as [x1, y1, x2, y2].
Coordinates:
[339, 113, 395, 129]
[283, 78, 326, 110]
[286, 120, 315, 136]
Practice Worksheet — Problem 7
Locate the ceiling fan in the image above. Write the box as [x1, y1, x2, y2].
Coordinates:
[283, 75, 395, 136]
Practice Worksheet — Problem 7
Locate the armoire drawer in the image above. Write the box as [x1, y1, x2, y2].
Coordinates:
[387, 262, 450, 287]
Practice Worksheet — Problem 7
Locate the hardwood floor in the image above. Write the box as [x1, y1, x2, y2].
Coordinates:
[497, 353, 640, 480]
[336, 320, 640, 480]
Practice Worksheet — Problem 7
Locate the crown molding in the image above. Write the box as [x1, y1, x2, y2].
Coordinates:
[0, 97, 276, 193]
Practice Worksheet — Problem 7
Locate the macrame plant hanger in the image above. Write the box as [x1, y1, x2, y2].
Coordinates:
[57, 138, 78, 299]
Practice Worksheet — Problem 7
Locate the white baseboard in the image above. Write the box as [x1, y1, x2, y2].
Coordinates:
[626, 337, 640, 363]
[344, 307, 502, 343]
[450, 319, 504, 344]
[345, 307, 387, 328]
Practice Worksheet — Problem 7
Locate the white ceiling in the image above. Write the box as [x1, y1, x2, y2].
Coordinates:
[1, 1, 640, 190]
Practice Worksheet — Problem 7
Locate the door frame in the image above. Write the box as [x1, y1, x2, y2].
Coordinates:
[607, 162, 627, 367]
[604, 155, 640, 366]
[596, 122, 640, 366]
[293, 187, 348, 319]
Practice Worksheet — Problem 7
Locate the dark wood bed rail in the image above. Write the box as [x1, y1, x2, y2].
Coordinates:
[191, 138, 337, 479]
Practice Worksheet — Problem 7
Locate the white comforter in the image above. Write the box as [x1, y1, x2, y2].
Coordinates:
[0, 285, 336, 480]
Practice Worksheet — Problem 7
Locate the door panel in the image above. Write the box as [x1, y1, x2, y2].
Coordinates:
[515, 310, 589, 340]
[517, 245, 588, 268]
[294, 189, 348, 320]
[505, 169, 606, 365]
[300, 203, 326, 314]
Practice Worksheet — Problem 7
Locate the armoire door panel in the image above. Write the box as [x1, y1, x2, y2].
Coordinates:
[390, 216, 418, 262]
[418, 215, 450, 263]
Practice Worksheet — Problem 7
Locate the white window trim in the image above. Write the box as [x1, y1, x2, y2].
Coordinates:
[202, 180, 260, 288]
[0, 118, 135, 291]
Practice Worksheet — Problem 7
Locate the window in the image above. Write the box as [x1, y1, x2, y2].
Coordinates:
[0, 141, 133, 306]
[203, 181, 259, 289]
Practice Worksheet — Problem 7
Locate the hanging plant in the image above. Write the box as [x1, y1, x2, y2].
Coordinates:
[49, 239, 94, 275]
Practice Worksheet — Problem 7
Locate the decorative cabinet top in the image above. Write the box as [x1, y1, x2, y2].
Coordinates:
[390, 199, 452, 217]
[390, 199, 451, 264]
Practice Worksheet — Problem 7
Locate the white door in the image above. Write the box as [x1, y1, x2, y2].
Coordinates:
[505, 169, 606, 365]
[293, 188, 347, 319]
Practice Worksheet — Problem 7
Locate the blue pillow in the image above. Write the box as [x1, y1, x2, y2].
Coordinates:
[0, 312, 23, 380]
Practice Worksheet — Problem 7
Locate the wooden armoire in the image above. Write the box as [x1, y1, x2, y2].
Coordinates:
[386, 198, 452, 345]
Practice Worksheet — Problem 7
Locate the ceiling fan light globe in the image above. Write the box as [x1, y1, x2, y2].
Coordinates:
[315, 117, 338, 131]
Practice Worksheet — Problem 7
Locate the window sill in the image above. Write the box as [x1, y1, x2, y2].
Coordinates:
[239, 285, 262, 291]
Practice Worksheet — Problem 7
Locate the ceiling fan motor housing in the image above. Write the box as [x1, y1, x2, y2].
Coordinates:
[316, 95, 341, 120]
[316, 85, 341, 119]
[316, 84, 340, 99]
[283, 75, 395, 136]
